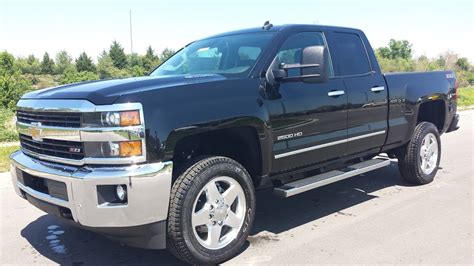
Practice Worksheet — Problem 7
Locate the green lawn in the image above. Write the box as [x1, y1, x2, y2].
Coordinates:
[458, 86, 474, 107]
[0, 145, 19, 172]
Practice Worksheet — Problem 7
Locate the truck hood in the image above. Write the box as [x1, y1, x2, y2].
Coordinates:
[22, 74, 226, 105]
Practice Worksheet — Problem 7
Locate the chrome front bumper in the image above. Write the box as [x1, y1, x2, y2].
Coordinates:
[10, 151, 173, 229]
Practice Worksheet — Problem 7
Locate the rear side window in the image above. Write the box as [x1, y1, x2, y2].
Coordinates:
[331, 32, 371, 76]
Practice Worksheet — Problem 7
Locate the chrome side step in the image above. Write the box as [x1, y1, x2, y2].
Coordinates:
[273, 158, 391, 197]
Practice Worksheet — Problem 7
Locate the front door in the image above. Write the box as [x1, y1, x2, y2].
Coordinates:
[264, 31, 348, 173]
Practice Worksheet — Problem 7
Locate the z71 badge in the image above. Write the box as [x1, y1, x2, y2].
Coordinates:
[277, 132, 303, 141]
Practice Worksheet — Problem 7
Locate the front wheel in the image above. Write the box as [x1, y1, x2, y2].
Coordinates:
[167, 156, 256, 264]
[398, 122, 441, 184]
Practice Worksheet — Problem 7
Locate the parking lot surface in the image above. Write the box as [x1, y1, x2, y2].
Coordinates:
[1, 111, 472, 265]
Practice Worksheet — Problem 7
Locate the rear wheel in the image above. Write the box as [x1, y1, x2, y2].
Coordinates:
[167, 156, 256, 264]
[398, 122, 441, 184]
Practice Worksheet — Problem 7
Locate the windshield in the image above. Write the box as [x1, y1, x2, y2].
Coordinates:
[150, 32, 274, 78]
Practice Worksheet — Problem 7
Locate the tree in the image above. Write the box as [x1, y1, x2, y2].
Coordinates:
[15, 55, 41, 75]
[142, 45, 160, 72]
[109, 41, 127, 69]
[438, 51, 458, 70]
[376, 39, 412, 60]
[59, 67, 98, 84]
[75, 52, 96, 72]
[128, 53, 142, 67]
[160, 47, 175, 62]
[455, 57, 470, 71]
[0, 51, 32, 109]
[40, 52, 54, 74]
[97, 51, 129, 79]
[127, 53, 145, 76]
[54, 50, 74, 74]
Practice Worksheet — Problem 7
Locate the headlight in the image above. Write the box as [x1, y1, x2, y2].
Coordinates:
[102, 111, 120, 126]
[83, 110, 141, 127]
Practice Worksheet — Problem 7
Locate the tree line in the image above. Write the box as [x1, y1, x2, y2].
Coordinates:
[1, 39, 474, 111]
[1, 41, 175, 109]
[374, 39, 473, 87]
[15, 41, 175, 85]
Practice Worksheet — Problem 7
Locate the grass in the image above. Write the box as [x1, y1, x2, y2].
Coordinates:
[0, 145, 19, 172]
[458, 86, 474, 107]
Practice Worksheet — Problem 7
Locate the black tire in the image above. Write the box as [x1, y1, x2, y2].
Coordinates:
[167, 156, 256, 265]
[398, 122, 441, 184]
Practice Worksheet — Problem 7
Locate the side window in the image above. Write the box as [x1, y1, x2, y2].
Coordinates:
[188, 47, 223, 71]
[331, 32, 371, 76]
[237, 46, 262, 68]
[277, 32, 333, 77]
[238, 46, 261, 61]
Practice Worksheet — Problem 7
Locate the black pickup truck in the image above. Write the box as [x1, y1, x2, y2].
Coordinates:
[10, 24, 459, 264]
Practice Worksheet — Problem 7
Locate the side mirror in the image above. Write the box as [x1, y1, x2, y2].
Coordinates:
[265, 45, 329, 86]
[300, 46, 329, 83]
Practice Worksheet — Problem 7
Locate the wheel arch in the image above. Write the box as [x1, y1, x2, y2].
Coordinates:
[163, 117, 272, 186]
[415, 98, 447, 132]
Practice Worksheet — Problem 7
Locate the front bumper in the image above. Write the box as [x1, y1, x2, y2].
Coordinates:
[10, 151, 173, 249]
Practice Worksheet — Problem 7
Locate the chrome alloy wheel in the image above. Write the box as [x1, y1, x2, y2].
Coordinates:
[419, 133, 439, 175]
[191, 176, 246, 250]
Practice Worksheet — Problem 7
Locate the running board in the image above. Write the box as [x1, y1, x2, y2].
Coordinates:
[273, 158, 391, 197]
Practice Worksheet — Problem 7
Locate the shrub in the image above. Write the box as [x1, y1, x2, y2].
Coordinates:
[0, 51, 32, 109]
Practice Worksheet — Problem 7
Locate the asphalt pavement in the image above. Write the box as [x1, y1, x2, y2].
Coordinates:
[1, 111, 473, 265]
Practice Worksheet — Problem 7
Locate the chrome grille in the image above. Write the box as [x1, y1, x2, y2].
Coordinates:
[16, 99, 146, 166]
[17, 110, 81, 128]
[19, 134, 85, 160]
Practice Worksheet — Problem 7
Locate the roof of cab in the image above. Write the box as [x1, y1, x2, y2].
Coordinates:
[203, 24, 363, 39]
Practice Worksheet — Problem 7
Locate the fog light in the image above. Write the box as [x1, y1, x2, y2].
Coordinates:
[116, 185, 127, 202]
[109, 142, 120, 156]
[119, 140, 142, 157]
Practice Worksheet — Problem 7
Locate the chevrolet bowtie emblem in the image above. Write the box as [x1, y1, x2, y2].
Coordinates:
[29, 122, 43, 141]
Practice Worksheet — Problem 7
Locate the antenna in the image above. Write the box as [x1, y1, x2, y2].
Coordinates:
[262, 21, 273, 30]
[129, 10, 133, 54]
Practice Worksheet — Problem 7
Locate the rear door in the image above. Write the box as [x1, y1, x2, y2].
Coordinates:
[327, 31, 388, 155]
[266, 31, 348, 173]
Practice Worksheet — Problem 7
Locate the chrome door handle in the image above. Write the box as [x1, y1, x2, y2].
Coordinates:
[371, 86, 385, 92]
[328, 90, 345, 97]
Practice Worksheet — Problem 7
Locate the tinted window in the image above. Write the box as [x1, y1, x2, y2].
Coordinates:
[151, 32, 274, 78]
[331, 32, 371, 76]
[277, 32, 333, 77]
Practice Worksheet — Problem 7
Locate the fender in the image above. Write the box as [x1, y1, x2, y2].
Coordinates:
[115, 77, 274, 176]
[384, 71, 454, 148]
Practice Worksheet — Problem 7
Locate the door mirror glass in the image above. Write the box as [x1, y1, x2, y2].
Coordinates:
[273, 45, 329, 83]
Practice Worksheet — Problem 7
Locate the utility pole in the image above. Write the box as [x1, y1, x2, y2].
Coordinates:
[129, 9, 133, 54]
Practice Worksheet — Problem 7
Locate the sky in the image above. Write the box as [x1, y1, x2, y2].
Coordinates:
[1, 0, 473, 62]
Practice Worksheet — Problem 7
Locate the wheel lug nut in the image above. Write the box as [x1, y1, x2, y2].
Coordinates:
[212, 221, 216, 226]
[218, 221, 223, 226]
[209, 214, 213, 219]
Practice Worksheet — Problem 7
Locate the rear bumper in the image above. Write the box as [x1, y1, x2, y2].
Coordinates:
[446, 113, 460, 132]
[10, 151, 173, 249]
